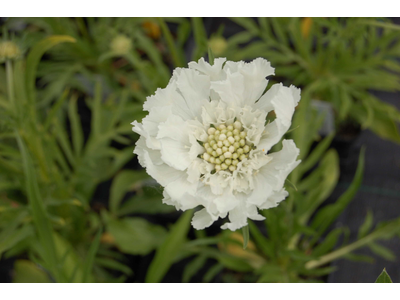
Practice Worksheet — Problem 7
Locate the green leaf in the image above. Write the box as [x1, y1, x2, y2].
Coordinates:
[312, 228, 342, 257]
[242, 225, 249, 249]
[157, 18, 184, 68]
[248, 221, 275, 259]
[12, 260, 52, 283]
[25, 35, 76, 105]
[68, 94, 84, 157]
[203, 263, 223, 283]
[95, 257, 133, 276]
[16, 133, 61, 281]
[375, 268, 393, 283]
[106, 216, 166, 255]
[117, 192, 174, 216]
[191, 17, 208, 61]
[182, 255, 207, 283]
[369, 242, 396, 261]
[109, 170, 149, 214]
[145, 210, 193, 283]
[358, 210, 374, 239]
[311, 147, 365, 235]
[82, 228, 102, 283]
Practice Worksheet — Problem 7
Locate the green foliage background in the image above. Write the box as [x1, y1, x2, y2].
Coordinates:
[0, 17, 400, 283]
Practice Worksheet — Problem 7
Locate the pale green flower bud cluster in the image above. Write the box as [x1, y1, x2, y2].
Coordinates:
[201, 121, 253, 173]
[0, 41, 21, 63]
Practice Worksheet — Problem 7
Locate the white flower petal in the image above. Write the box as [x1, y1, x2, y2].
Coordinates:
[211, 70, 245, 107]
[140, 149, 184, 187]
[257, 84, 301, 152]
[143, 81, 194, 120]
[188, 57, 227, 81]
[191, 208, 217, 230]
[220, 197, 248, 231]
[259, 139, 301, 191]
[259, 188, 289, 210]
[174, 68, 210, 118]
[162, 189, 199, 211]
[239, 58, 275, 104]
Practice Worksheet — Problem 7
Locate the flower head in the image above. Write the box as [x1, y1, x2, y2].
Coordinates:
[110, 35, 132, 55]
[0, 41, 21, 63]
[132, 57, 301, 231]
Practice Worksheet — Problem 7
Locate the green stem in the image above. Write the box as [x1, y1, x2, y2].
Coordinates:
[5, 59, 15, 106]
[242, 225, 249, 249]
[305, 218, 400, 269]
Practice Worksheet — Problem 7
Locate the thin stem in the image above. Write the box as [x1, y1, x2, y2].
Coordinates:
[6, 59, 15, 106]
[305, 218, 400, 269]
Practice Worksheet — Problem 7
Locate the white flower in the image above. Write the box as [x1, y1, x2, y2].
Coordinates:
[132, 57, 301, 231]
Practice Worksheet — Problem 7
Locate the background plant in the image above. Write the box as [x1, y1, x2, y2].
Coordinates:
[0, 17, 399, 283]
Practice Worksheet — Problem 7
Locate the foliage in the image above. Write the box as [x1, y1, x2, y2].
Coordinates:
[1, 17, 399, 283]
[170, 89, 400, 283]
[216, 17, 400, 143]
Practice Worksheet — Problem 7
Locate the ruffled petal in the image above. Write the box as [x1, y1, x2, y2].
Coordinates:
[191, 208, 218, 230]
[143, 81, 193, 120]
[259, 188, 289, 210]
[257, 84, 301, 152]
[188, 57, 227, 81]
[211, 70, 245, 107]
[162, 189, 199, 211]
[220, 196, 248, 231]
[258, 139, 301, 192]
[173, 68, 210, 118]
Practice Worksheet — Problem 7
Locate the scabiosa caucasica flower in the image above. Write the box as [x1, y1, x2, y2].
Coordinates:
[132, 57, 301, 231]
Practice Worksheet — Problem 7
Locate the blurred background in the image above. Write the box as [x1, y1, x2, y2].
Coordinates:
[0, 17, 399, 283]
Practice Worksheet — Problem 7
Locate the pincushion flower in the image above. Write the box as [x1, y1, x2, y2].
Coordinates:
[132, 57, 301, 231]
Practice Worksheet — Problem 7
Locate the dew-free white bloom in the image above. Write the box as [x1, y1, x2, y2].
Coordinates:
[132, 57, 301, 231]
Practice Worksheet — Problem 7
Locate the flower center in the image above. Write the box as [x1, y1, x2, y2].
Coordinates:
[201, 121, 253, 173]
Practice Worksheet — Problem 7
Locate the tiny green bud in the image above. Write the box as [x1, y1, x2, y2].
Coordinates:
[239, 139, 245, 146]
[212, 151, 218, 157]
[210, 157, 215, 163]
[227, 125, 234, 131]
[224, 151, 232, 159]
[232, 159, 239, 166]
[225, 159, 232, 166]
[215, 164, 221, 171]
[240, 131, 246, 138]
[221, 163, 228, 170]
[228, 136, 235, 144]
[229, 146, 235, 153]
[219, 154, 225, 161]
[237, 148, 244, 155]
[216, 148, 222, 155]
[218, 124, 226, 130]
[217, 141, 223, 148]
[215, 158, 221, 165]
[227, 131, 233, 137]
[213, 144, 218, 150]
[229, 165, 236, 172]
[214, 130, 220, 136]
[239, 154, 246, 161]
[234, 135, 241, 142]
[232, 153, 238, 160]
[243, 145, 250, 153]
[219, 134, 227, 141]
[222, 146, 228, 152]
